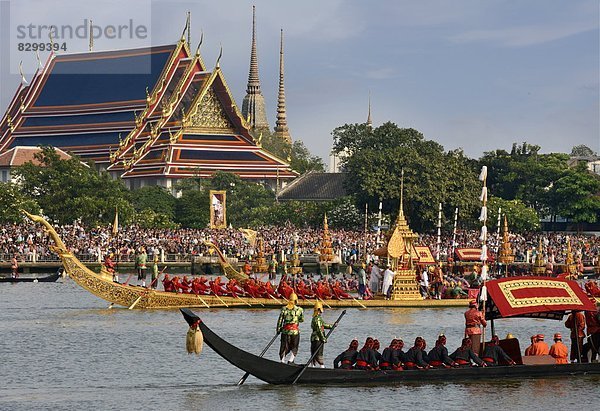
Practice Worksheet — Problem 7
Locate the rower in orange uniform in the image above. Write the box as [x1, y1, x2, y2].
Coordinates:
[529, 334, 550, 355]
[549, 333, 569, 364]
[464, 301, 487, 336]
[524, 335, 535, 356]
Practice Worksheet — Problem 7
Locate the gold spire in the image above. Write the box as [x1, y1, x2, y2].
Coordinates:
[366, 91, 372, 128]
[498, 215, 514, 265]
[241, 6, 270, 133]
[273, 29, 292, 144]
[399, 168, 404, 218]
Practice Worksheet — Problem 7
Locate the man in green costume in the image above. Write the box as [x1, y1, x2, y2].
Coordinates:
[277, 292, 304, 364]
[310, 301, 333, 368]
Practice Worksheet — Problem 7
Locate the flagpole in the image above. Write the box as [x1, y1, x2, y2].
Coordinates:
[478, 166, 489, 354]
[436, 202, 442, 261]
[450, 207, 458, 271]
[376, 199, 383, 248]
[363, 203, 368, 262]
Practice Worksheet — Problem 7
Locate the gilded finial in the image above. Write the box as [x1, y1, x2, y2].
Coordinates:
[146, 86, 151, 102]
[89, 19, 94, 52]
[399, 168, 405, 217]
[19, 61, 28, 85]
[367, 91, 372, 128]
[216, 44, 223, 68]
[273, 28, 291, 144]
[7, 114, 14, 132]
[195, 30, 204, 57]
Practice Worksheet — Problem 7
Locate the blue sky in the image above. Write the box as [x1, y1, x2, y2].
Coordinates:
[2, 0, 598, 162]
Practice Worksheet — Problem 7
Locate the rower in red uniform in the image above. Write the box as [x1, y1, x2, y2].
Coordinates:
[404, 337, 430, 369]
[355, 337, 379, 370]
[334, 339, 359, 369]
[450, 338, 486, 367]
[549, 333, 569, 364]
[427, 334, 456, 368]
[481, 335, 515, 366]
[162, 274, 175, 292]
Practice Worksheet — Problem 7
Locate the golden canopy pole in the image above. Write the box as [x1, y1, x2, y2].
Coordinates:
[478, 166, 490, 352]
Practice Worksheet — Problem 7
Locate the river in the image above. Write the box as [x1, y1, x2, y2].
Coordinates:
[1, 279, 598, 410]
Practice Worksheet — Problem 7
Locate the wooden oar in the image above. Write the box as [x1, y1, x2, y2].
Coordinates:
[196, 294, 210, 308]
[128, 295, 143, 310]
[317, 296, 332, 309]
[213, 293, 230, 307]
[234, 294, 252, 307]
[237, 331, 280, 385]
[351, 296, 367, 309]
[292, 309, 346, 385]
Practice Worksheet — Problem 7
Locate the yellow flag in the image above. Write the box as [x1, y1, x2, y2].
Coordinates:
[239, 228, 257, 248]
[112, 207, 119, 236]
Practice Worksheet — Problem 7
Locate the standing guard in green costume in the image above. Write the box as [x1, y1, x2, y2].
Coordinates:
[277, 292, 304, 363]
[310, 301, 333, 368]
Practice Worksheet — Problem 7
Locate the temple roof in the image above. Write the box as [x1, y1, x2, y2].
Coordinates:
[277, 172, 348, 201]
[0, 146, 72, 167]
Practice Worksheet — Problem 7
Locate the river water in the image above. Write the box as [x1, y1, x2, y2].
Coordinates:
[1, 279, 599, 411]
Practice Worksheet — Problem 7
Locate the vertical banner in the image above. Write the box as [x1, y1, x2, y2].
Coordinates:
[209, 190, 226, 229]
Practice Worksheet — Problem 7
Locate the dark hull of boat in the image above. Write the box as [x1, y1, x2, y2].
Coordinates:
[0, 272, 60, 283]
[180, 309, 600, 385]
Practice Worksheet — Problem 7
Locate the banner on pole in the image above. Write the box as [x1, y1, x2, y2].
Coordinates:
[209, 190, 227, 229]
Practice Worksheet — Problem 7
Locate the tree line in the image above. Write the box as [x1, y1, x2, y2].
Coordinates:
[1, 122, 598, 233]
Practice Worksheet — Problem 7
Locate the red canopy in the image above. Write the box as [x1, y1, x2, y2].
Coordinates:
[455, 248, 495, 262]
[484, 276, 597, 320]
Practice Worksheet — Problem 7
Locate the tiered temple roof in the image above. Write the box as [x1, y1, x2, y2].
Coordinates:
[0, 35, 296, 185]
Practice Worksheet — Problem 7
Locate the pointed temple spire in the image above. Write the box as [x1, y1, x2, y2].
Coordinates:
[366, 92, 372, 128]
[241, 5, 270, 134]
[273, 29, 292, 145]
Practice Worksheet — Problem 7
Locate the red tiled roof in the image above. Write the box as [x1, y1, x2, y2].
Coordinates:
[0, 146, 71, 167]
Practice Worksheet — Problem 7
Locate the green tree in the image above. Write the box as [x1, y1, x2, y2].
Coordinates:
[570, 144, 596, 157]
[132, 208, 179, 229]
[130, 186, 176, 220]
[487, 196, 540, 232]
[0, 182, 40, 223]
[547, 164, 600, 225]
[259, 131, 324, 174]
[332, 122, 480, 231]
[174, 187, 209, 228]
[327, 196, 363, 230]
[13, 146, 133, 225]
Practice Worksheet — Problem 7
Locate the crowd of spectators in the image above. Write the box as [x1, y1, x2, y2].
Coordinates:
[1, 222, 599, 267]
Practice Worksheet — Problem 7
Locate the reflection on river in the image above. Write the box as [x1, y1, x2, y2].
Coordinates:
[1, 279, 598, 410]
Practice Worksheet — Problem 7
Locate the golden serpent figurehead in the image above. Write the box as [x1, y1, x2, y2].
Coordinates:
[21, 210, 69, 255]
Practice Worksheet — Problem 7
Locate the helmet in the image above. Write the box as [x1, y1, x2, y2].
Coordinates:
[469, 300, 477, 308]
[554, 333, 562, 340]
[505, 333, 515, 339]
[313, 301, 324, 313]
[289, 293, 298, 303]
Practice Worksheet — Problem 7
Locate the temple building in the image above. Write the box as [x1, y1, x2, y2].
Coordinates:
[0, 28, 296, 191]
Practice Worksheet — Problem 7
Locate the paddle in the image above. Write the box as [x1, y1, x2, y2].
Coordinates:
[237, 331, 281, 385]
[292, 309, 347, 385]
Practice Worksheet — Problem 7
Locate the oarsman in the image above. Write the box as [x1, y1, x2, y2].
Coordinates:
[380, 339, 401, 370]
[404, 337, 430, 369]
[310, 302, 332, 368]
[276, 293, 304, 364]
[372, 339, 383, 365]
[427, 334, 456, 368]
[150, 254, 159, 289]
[450, 338, 486, 367]
[333, 339, 359, 369]
[355, 337, 379, 370]
[524, 335, 536, 356]
[549, 333, 569, 364]
[481, 335, 515, 366]
[565, 311, 586, 362]
[529, 334, 550, 355]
